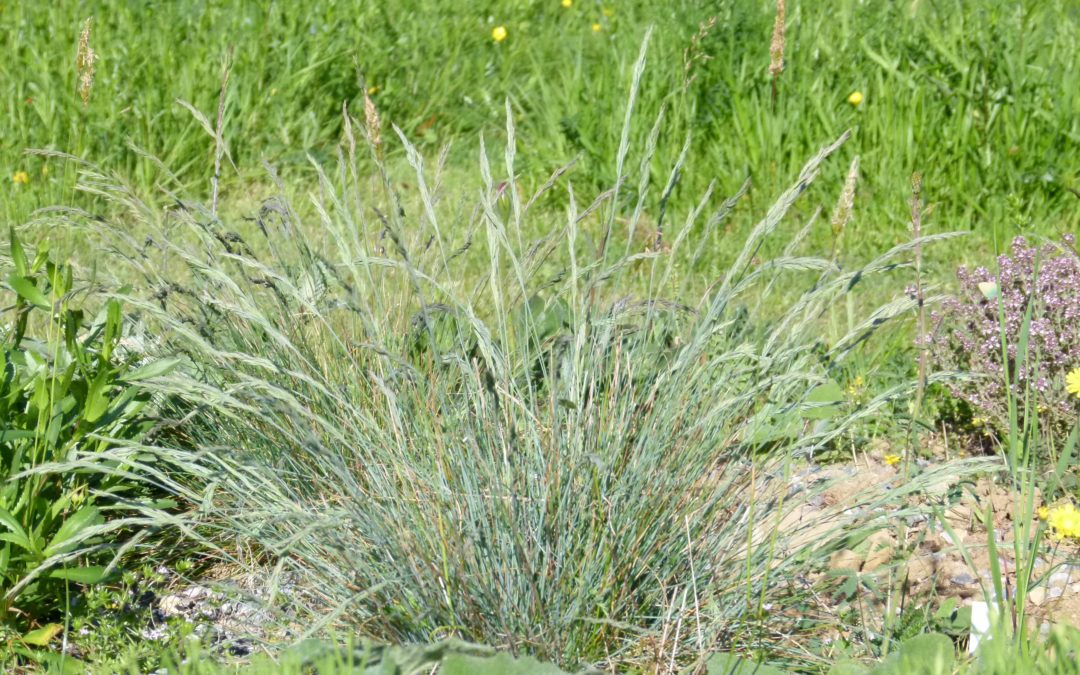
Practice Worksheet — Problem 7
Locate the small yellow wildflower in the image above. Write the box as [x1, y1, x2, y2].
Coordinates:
[1046, 503, 1080, 541]
[492, 25, 508, 42]
[971, 417, 983, 427]
[1038, 506, 1050, 521]
[848, 91, 864, 106]
[367, 85, 379, 95]
[1066, 367, 1080, 400]
[561, 0, 572, 7]
[602, 7, 615, 17]
[12, 170, 29, 185]
[592, 22, 602, 32]
[883, 453, 901, 467]
[846, 375, 865, 397]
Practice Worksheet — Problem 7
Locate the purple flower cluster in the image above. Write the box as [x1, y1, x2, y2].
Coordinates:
[925, 235, 1080, 436]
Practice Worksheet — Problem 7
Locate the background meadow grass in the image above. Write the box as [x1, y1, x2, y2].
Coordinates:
[4, 0, 1079, 268]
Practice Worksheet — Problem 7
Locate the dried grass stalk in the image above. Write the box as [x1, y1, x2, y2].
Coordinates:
[768, 0, 786, 79]
[76, 17, 96, 109]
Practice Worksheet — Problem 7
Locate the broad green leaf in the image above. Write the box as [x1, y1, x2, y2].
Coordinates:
[44, 505, 103, 557]
[0, 429, 36, 441]
[827, 659, 869, 675]
[11, 644, 86, 675]
[83, 369, 112, 423]
[871, 633, 954, 674]
[802, 380, 846, 420]
[705, 653, 787, 674]
[47, 565, 110, 584]
[9, 228, 27, 277]
[7, 276, 51, 310]
[442, 652, 570, 675]
[102, 299, 122, 362]
[22, 623, 63, 646]
[0, 506, 32, 551]
[121, 357, 181, 382]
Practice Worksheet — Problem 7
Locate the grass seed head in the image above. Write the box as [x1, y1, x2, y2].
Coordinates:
[364, 91, 383, 159]
[769, 0, 786, 79]
[76, 17, 96, 109]
[830, 156, 860, 241]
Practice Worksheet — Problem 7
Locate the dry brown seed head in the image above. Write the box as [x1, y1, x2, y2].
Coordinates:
[364, 92, 383, 159]
[830, 156, 860, 238]
[76, 17, 96, 109]
[769, 0, 787, 79]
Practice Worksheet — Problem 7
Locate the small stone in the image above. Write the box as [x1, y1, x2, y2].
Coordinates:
[951, 573, 976, 586]
[1028, 587, 1047, 606]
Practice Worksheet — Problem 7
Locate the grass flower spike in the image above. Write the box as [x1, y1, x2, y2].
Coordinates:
[76, 16, 96, 109]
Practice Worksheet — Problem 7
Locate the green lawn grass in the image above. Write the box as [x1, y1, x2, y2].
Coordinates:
[4, 0, 1078, 265]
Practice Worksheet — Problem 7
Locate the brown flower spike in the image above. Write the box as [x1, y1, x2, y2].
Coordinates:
[76, 17, 96, 109]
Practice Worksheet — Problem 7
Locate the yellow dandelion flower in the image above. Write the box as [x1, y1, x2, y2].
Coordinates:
[848, 91, 864, 106]
[1066, 367, 1080, 400]
[12, 170, 29, 185]
[1046, 503, 1080, 540]
[561, 0, 572, 7]
[592, 22, 602, 32]
[884, 454, 901, 467]
[492, 25, 508, 43]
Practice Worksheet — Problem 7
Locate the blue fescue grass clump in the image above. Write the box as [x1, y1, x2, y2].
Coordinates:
[39, 45, 997, 668]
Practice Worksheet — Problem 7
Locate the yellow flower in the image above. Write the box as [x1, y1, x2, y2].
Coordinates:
[1066, 367, 1080, 400]
[12, 170, 29, 185]
[1038, 506, 1050, 521]
[846, 375, 865, 398]
[492, 25, 508, 42]
[971, 416, 983, 427]
[592, 22, 602, 32]
[1046, 503, 1080, 541]
[367, 85, 379, 95]
[884, 454, 901, 467]
[561, 0, 572, 7]
[848, 91, 864, 106]
[602, 7, 615, 17]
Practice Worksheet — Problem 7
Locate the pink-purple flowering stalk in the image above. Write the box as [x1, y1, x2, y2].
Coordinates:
[924, 235, 1080, 438]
